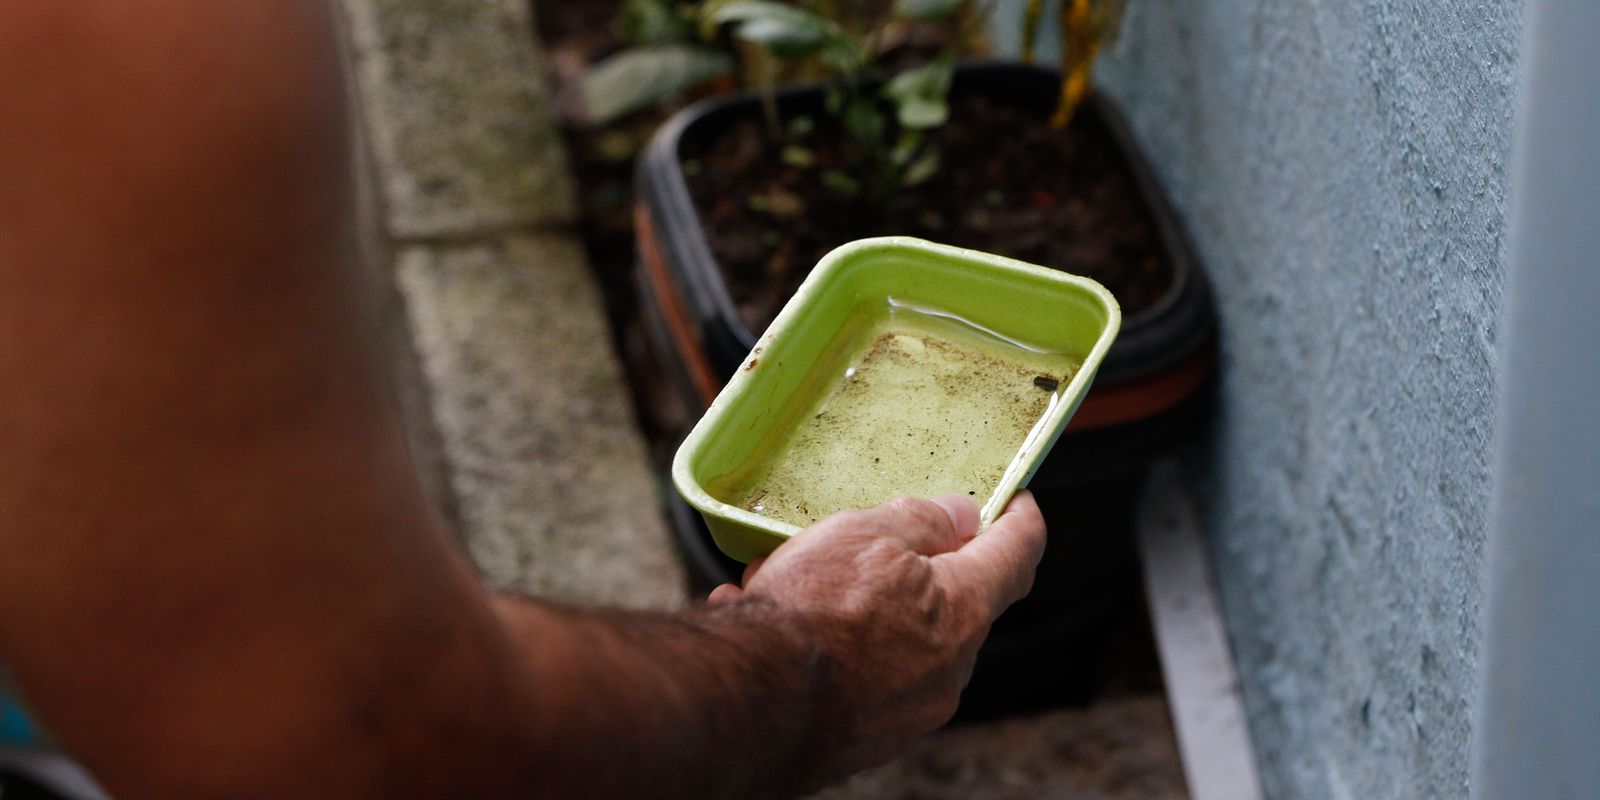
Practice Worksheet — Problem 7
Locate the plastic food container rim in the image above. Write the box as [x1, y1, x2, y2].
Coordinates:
[671, 236, 1123, 540]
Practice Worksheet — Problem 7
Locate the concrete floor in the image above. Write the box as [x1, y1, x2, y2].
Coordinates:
[818, 698, 1186, 800]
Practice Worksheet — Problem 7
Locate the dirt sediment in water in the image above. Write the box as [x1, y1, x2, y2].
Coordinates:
[727, 326, 1075, 528]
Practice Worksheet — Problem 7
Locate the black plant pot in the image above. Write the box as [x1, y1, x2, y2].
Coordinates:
[632, 61, 1217, 719]
[635, 61, 1217, 489]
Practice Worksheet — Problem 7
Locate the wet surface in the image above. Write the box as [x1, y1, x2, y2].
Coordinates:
[719, 307, 1079, 527]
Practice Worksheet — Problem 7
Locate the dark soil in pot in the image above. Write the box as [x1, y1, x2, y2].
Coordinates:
[683, 93, 1174, 334]
[644, 63, 1217, 396]
[642, 65, 1218, 485]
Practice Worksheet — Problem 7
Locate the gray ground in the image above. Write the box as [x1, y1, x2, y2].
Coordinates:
[817, 698, 1186, 800]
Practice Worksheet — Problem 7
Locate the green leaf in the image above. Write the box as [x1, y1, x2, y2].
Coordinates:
[883, 58, 954, 129]
[819, 37, 869, 72]
[709, 1, 843, 57]
[821, 170, 862, 194]
[786, 114, 817, 138]
[698, 0, 740, 38]
[841, 99, 887, 151]
[781, 145, 817, 167]
[903, 150, 941, 186]
[883, 59, 954, 103]
[889, 130, 922, 166]
[892, 0, 964, 21]
[580, 45, 735, 126]
[896, 95, 948, 128]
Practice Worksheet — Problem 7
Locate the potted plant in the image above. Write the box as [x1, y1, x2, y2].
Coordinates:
[634, 1, 1214, 477]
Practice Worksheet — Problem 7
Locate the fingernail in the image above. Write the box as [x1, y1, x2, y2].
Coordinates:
[930, 494, 981, 536]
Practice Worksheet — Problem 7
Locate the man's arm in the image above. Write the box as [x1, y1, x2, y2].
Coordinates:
[487, 489, 1044, 798]
[0, 3, 1045, 798]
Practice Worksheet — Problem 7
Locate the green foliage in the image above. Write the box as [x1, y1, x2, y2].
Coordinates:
[705, 0, 974, 196]
[584, 0, 1128, 184]
[902, 150, 941, 186]
[709, 1, 844, 57]
[821, 170, 862, 194]
[780, 145, 818, 167]
[583, 0, 987, 190]
[577, 0, 740, 127]
[581, 45, 735, 127]
[883, 57, 954, 129]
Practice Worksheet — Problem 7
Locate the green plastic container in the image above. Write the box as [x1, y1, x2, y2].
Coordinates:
[672, 237, 1121, 563]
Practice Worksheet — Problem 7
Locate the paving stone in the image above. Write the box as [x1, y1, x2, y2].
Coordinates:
[339, 0, 576, 238]
[397, 234, 686, 610]
[814, 697, 1188, 800]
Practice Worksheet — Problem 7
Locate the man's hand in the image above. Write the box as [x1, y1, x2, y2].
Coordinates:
[709, 492, 1047, 780]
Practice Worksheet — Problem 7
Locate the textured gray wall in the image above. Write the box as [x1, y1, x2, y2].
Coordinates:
[1076, 2, 1521, 798]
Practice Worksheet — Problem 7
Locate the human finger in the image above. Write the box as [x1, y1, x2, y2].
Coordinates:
[866, 495, 979, 556]
[935, 491, 1047, 615]
[707, 583, 743, 605]
[928, 494, 982, 545]
[741, 557, 768, 586]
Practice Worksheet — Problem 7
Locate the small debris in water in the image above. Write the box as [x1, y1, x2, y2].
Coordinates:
[1034, 375, 1061, 391]
[720, 312, 1080, 527]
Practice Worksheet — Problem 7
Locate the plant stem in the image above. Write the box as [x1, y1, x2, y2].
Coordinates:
[761, 70, 782, 139]
[1053, 0, 1102, 128]
[1021, 0, 1047, 62]
[745, 43, 782, 139]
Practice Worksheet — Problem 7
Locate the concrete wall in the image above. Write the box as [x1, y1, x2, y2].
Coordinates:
[1066, 2, 1520, 798]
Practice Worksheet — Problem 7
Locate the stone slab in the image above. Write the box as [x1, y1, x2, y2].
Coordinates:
[339, 0, 575, 238]
[397, 233, 686, 610]
[1139, 463, 1263, 800]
